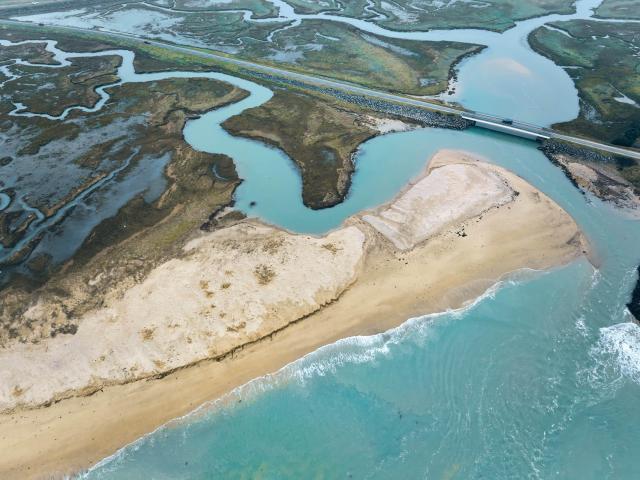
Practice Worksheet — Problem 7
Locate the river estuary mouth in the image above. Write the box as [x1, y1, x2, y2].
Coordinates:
[2, 2, 640, 478]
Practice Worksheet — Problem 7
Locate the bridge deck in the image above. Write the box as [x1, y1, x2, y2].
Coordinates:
[461, 116, 551, 141]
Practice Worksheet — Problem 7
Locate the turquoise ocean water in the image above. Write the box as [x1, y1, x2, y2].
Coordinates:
[83, 123, 640, 478]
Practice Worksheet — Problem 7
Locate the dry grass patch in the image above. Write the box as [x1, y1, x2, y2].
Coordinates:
[199, 279, 214, 298]
[322, 243, 341, 254]
[140, 327, 156, 341]
[262, 237, 284, 254]
[254, 264, 276, 285]
[226, 321, 247, 333]
[153, 360, 166, 370]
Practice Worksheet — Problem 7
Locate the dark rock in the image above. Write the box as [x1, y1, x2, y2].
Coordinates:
[538, 139, 626, 168]
[627, 266, 640, 322]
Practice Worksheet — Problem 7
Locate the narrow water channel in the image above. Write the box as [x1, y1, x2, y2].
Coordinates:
[265, 0, 610, 125]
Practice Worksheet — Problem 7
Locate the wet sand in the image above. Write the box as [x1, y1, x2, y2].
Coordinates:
[0, 150, 589, 479]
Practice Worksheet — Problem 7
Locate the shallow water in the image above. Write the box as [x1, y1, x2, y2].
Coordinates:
[266, 0, 600, 126]
[189, 109, 562, 234]
[0, 43, 281, 267]
[29, 152, 171, 264]
[0, 193, 10, 211]
[2, 39, 571, 252]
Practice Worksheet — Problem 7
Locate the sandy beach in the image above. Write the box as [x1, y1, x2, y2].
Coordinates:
[0, 150, 590, 479]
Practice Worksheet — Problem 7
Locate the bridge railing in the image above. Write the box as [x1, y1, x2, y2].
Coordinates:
[463, 110, 553, 134]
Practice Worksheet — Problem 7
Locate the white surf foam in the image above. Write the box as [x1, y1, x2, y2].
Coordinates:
[593, 322, 640, 385]
[575, 316, 589, 337]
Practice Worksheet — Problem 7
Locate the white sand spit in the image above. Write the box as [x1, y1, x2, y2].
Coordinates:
[0, 149, 591, 479]
[363, 150, 514, 250]
[366, 115, 416, 134]
[0, 224, 365, 411]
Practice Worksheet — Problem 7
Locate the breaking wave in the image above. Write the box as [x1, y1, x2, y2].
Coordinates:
[591, 321, 640, 385]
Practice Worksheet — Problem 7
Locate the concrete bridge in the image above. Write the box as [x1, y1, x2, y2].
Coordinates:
[461, 115, 550, 141]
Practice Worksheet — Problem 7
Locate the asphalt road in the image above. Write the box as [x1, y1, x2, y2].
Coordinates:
[3, 19, 640, 160]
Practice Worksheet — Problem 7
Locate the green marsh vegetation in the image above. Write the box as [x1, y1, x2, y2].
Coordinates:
[146, 1, 469, 96]
[0, 38, 248, 339]
[6, 55, 121, 116]
[0, 22, 250, 76]
[2, 2, 482, 96]
[280, 0, 576, 31]
[170, 0, 278, 18]
[530, 20, 640, 189]
[529, 21, 640, 149]
[239, 20, 483, 96]
[0, 41, 56, 64]
[283, 0, 372, 17]
[223, 88, 381, 209]
[595, 0, 640, 20]
[373, 0, 576, 32]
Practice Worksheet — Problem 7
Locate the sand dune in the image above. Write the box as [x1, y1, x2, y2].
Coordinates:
[0, 224, 365, 411]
